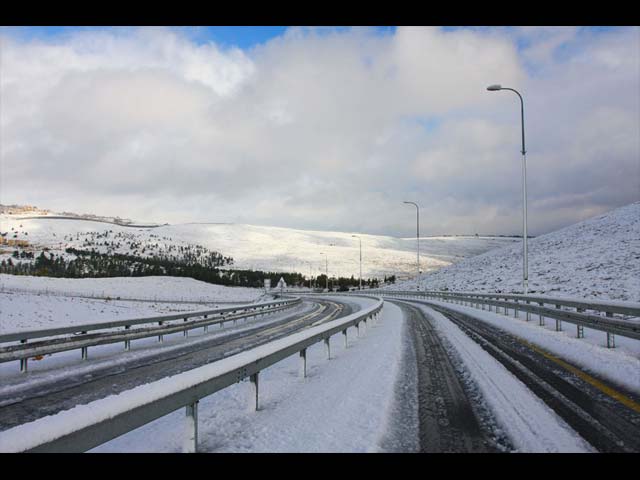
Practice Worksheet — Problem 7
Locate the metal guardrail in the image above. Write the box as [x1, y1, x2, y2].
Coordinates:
[363, 290, 640, 347]
[0, 298, 301, 372]
[0, 296, 383, 453]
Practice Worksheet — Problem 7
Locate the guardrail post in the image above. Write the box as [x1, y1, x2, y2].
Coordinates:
[356, 322, 361, 338]
[158, 321, 164, 342]
[183, 401, 198, 453]
[555, 305, 562, 331]
[576, 308, 585, 338]
[124, 325, 131, 351]
[299, 349, 307, 378]
[81, 331, 88, 360]
[605, 312, 615, 348]
[525, 300, 531, 321]
[607, 332, 616, 348]
[19, 339, 28, 373]
[343, 329, 348, 348]
[514, 300, 519, 318]
[538, 302, 545, 326]
[204, 315, 208, 333]
[183, 318, 188, 337]
[324, 337, 331, 360]
[249, 373, 259, 411]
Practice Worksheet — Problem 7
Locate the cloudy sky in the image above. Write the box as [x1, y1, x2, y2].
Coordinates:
[1, 26, 638, 237]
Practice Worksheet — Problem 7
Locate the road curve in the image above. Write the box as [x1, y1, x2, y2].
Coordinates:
[0, 297, 353, 431]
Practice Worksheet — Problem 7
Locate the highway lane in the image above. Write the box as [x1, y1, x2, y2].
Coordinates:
[0, 297, 353, 431]
[389, 299, 504, 452]
[396, 297, 640, 453]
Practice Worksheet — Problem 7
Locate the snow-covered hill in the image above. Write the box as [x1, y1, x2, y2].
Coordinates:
[392, 202, 640, 301]
[0, 207, 518, 279]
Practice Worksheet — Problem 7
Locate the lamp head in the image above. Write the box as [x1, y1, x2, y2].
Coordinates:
[487, 84, 502, 91]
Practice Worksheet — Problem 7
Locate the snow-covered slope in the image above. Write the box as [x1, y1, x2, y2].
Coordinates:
[392, 202, 640, 301]
[0, 209, 518, 278]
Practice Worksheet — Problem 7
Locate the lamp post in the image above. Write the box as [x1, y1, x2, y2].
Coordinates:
[403, 201, 420, 290]
[487, 84, 529, 294]
[351, 235, 362, 290]
[319, 252, 328, 291]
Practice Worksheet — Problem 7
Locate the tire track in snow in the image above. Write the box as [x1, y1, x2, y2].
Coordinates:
[400, 300, 595, 452]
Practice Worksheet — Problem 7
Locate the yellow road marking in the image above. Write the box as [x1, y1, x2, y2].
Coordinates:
[522, 339, 640, 414]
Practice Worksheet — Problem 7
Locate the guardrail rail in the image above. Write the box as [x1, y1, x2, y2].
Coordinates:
[0, 295, 383, 453]
[0, 297, 301, 372]
[361, 290, 640, 348]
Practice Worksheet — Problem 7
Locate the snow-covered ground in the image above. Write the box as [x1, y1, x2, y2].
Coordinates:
[392, 202, 640, 302]
[0, 209, 518, 278]
[0, 275, 264, 334]
[0, 297, 416, 453]
[0, 274, 262, 303]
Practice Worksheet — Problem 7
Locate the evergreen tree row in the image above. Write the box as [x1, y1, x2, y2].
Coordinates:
[0, 249, 385, 289]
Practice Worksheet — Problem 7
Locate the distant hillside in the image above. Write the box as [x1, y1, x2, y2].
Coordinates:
[391, 202, 640, 302]
[0, 206, 518, 278]
[0, 203, 161, 228]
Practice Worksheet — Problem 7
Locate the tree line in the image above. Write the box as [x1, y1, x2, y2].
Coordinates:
[0, 248, 389, 290]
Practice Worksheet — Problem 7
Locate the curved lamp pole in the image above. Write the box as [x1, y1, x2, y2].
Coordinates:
[403, 201, 420, 290]
[487, 84, 529, 294]
[351, 235, 362, 290]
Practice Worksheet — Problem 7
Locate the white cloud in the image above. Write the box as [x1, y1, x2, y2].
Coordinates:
[0, 26, 638, 237]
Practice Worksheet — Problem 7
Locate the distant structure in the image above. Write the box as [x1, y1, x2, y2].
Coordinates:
[277, 276, 287, 294]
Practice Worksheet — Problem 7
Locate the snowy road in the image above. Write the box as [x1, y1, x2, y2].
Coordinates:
[0, 297, 353, 431]
[390, 300, 502, 452]
[3, 293, 639, 452]
[394, 297, 640, 452]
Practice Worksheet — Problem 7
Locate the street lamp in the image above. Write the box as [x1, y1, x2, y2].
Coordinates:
[403, 201, 420, 290]
[486, 84, 529, 294]
[351, 235, 362, 290]
[319, 252, 328, 291]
